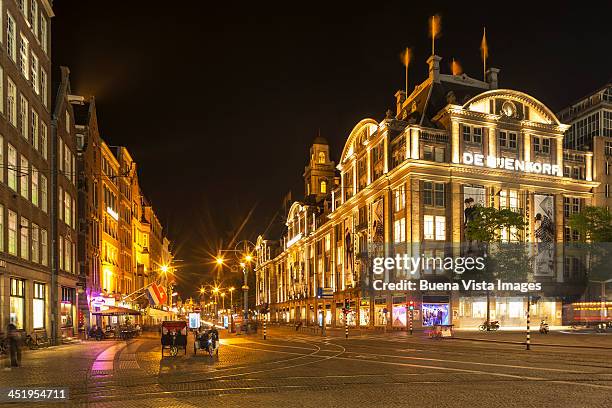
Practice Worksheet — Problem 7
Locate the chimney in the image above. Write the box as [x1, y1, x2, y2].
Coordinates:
[486, 67, 500, 89]
[427, 55, 442, 83]
[394, 90, 406, 116]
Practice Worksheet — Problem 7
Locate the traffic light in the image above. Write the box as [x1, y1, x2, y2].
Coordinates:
[408, 301, 415, 311]
[342, 298, 350, 314]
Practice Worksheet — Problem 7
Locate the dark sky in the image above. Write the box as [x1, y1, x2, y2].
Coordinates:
[52, 1, 611, 296]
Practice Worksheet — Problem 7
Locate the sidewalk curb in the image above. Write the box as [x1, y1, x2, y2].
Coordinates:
[449, 336, 612, 350]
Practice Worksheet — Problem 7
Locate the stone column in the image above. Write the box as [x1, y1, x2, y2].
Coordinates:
[586, 152, 593, 181]
[523, 131, 531, 162]
[451, 120, 460, 163]
[411, 128, 419, 159]
[487, 125, 497, 158]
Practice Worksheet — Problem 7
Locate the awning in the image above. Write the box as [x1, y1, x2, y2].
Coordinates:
[92, 306, 142, 316]
[148, 308, 174, 318]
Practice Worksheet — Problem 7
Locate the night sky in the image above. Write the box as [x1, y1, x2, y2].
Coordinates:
[52, 1, 611, 296]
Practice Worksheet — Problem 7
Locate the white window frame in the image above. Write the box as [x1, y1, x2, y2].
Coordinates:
[7, 13, 16, 62]
[8, 143, 17, 191]
[31, 166, 38, 206]
[19, 33, 29, 80]
[20, 155, 29, 199]
[8, 210, 17, 255]
[7, 77, 17, 126]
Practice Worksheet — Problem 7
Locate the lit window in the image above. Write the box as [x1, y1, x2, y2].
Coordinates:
[33, 282, 45, 329]
[20, 155, 29, 199]
[424, 215, 434, 240]
[20, 216, 29, 260]
[8, 210, 17, 255]
[7, 13, 16, 62]
[19, 94, 28, 140]
[7, 77, 17, 126]
[41, 229, 48, 265]
[320, 180, 327, 194]
[31, 166, 38, 206]
[31, 110, 38, 149]
[8, 143, 17, 190]
[318, 151, 325, 164]
[435, 216, 446, 241]
[31, 54, 39, 95]
[31, 223, 39, 263]
[394, 218, 405, 243]
[40, 174, 47, 212]
[19, 34, 29, 80]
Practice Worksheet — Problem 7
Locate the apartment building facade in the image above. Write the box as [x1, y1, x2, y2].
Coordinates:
[0, 0, 60, 338]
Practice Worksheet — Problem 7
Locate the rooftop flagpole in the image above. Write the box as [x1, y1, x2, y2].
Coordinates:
[481, 27, 489, 81]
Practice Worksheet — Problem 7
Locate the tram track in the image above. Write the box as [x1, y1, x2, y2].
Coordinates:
[64, 333, 612, 404]
[68, 336, 345, 402]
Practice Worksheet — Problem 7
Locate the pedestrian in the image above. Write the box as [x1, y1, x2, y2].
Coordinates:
[6, 323, 21, 368]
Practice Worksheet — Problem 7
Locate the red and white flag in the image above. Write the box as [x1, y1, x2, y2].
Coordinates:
[146, 283, 168, 306]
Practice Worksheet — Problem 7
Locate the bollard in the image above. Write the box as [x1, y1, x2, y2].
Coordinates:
[526, 301, 530, 350]
[409, 310, 413, 335]
[345, 320, 348, 339]
[264, 320, 267, 340]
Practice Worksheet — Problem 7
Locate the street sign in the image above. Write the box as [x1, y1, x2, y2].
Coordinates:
[317, 287, 334, 299]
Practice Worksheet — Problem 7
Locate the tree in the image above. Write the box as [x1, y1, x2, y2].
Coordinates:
[464, 206, 529, 329]
[568, 206, 612, 243]
[465, 207, 527, 243]
[568, 206, 612, 300]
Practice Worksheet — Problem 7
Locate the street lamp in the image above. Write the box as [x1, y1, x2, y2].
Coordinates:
[229, 287, 235, 310]
[213, 240, 256, 330]
[221, 292, 226, 310]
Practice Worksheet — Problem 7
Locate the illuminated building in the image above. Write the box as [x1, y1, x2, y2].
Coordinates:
[51, 67, 80, 338]
[557, 83, 612, 210]
[0, 1, 59, 338]
[255, 54, 602, 329]
[73, 106, 173, 326]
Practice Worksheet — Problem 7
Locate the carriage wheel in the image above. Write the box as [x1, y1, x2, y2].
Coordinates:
[170, 346, 178, 356]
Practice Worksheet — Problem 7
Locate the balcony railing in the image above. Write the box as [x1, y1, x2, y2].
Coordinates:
[420, 130, 449, 143]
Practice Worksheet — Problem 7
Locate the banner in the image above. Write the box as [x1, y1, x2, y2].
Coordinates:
[147, 282, 168, 307]
[533, 194, 555, 276]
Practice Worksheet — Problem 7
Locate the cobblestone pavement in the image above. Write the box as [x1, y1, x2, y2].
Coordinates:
[1, 328, 612, 408]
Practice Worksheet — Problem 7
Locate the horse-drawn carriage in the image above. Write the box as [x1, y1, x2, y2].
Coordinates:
[161, 321, 187, 356]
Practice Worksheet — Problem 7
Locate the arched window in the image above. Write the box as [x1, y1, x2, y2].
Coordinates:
[318, 151, 325, 164]
[320, 180, 327, 194]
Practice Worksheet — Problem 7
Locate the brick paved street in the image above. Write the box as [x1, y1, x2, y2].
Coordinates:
[1, 328, 612, 407]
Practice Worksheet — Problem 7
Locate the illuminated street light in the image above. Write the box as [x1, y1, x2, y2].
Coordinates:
[216, 257, 224, 265]
[160, 264, 169, 274]
[245, 254, 253, 263]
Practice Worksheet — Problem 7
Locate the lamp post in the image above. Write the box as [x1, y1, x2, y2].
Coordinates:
[214, 240, 256, 331]
[221, 292, 226, 311]
[240, 261, 249, 324]
[229, 287, 235, 310]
